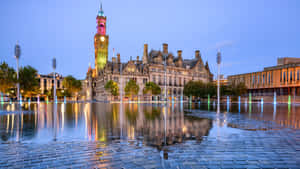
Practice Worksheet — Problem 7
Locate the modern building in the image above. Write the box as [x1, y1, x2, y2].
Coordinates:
[85, 5, 213, 101]
[228, 57, 300, 96]
[37, 73, 64, 94]
[213, 74, 228, 86]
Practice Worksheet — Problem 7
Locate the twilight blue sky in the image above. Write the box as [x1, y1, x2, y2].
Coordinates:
[1, 0, 300, 79]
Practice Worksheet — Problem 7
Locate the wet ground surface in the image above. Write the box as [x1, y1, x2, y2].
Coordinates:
[0, 102, 300, 168]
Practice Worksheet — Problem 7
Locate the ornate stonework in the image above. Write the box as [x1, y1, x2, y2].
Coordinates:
[84, 6, 213, 101]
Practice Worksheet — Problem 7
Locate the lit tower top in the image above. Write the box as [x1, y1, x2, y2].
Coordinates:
[94, 2, 109, 74]
[98, 3, 104, 17]
[97, 2, 106, 35]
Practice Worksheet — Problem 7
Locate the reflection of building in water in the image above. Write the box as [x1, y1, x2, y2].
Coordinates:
[88, 103, 212, 146]
[2, 103, 300, 142]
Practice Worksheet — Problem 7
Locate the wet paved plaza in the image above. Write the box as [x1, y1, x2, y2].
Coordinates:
[0, 102, 300, 168]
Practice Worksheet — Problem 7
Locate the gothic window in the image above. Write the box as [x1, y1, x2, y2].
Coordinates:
[283, 72, 286, 82]
[290, 71, 293, 82]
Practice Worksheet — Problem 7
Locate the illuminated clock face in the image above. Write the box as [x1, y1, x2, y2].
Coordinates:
[100, 36, 105, 42]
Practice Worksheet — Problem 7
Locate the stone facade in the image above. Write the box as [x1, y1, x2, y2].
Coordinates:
[37, 73, 64, 94]
[85, 5, 213, 101]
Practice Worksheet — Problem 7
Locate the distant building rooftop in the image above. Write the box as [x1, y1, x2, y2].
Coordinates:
[277, 57, 300, 66]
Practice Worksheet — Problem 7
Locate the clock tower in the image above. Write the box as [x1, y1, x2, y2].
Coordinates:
[94, 3, 109, 74]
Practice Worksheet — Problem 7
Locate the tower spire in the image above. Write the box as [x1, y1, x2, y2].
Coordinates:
[98, 1, 104, 16]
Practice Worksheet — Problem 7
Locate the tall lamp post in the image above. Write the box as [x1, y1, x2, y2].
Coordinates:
[15, 42, 21, 101]
[164, 54, 167, 103]
[217, 51, 221, 113]
[52, 58, 56, 103]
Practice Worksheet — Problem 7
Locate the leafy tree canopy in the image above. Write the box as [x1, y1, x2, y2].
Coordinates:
[19, 66, 40, 97]
[105, 80, 119, 96]
[62, 75, 82, 96]
[124, 79, 139, 97]
[143, 82, 161, 95]
[0, 62, 16, 93]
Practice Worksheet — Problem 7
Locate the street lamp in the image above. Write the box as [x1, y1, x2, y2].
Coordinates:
[15, 42, 21, 102]
[52, 58, 56, 103]
[164, 54, 167, 103]
[217, 51, 221, 113]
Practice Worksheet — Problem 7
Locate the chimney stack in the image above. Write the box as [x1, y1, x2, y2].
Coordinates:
[143, 44, 148, 57]
[195, 50, 200, 59]
[117, 53, 121, 63]
[177, 50, 182, 58]
[163, 43, 168, 54]
[143, 44, 148, 64]
[112, 57, 117, 63]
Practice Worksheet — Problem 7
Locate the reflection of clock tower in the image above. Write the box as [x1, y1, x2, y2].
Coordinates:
[94, 3, 109, 74]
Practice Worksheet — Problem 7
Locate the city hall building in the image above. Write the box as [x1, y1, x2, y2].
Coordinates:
[85, 5, 213, 101]
[228, 57, 300, 96]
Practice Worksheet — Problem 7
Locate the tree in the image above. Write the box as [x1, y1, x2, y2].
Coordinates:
[0, 62, 16, 94]
[105, 80, 119, 98]
[183, 80, 216, 98]
[143, 82, 161, 98]
[62, 75, 82, 97]
[57, 89, 71, 98]
[231, 82, 247, 96]
[19, 66, 40, 98]
[124, 79, 139, 99]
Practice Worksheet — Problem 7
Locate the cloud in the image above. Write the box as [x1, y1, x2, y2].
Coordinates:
[208, 40, 235, 51]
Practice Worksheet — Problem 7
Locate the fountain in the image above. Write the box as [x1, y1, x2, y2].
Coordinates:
[273, 103, 277, 121]
[9, 98, 12, 105]
[28, 98, 31, 106]
[0, 93, 3, 105]
[189, 96, 192, 104]
[37, 95, 40, 104]
[208, 94, 210, 105]
[226, 96, 229, 112]
[238, 96, 241, 113]
[180, 94, 183, 103]
[288, 95, 291, 105]
[20, 94, 22, 106]
[273, 91, 277, 105]
[46, 96, 49, 104]
[249, 93, 252, 104]
[64, 96, 66, 104]
[261, 98, 264, 115]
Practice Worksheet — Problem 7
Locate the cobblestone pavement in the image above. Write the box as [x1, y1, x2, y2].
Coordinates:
[1, 111, 300, 168]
